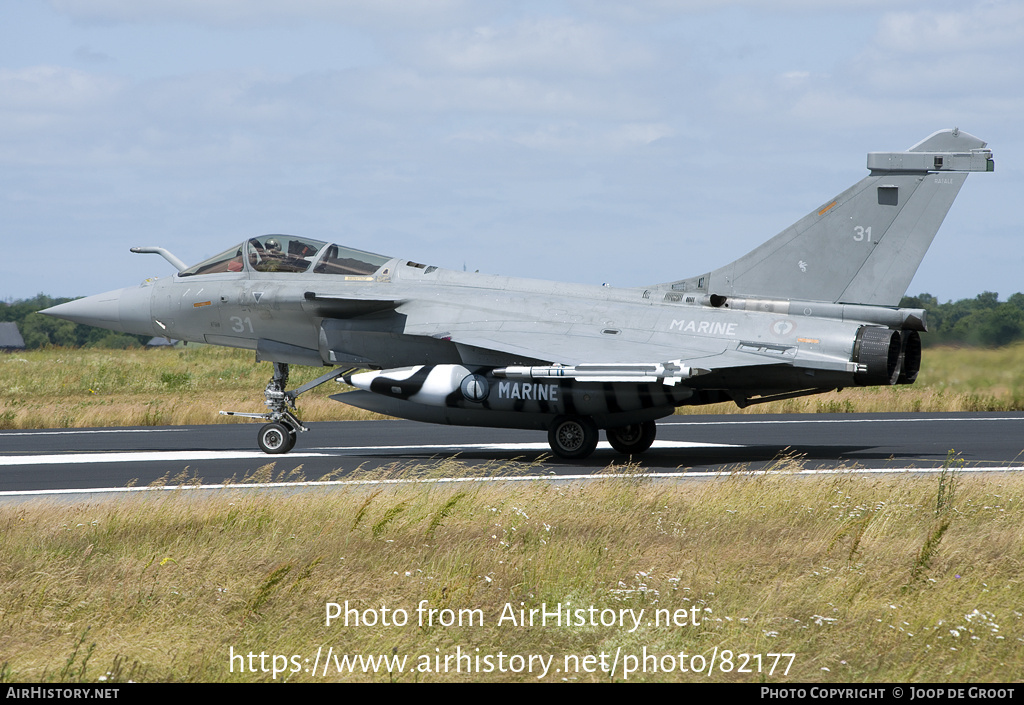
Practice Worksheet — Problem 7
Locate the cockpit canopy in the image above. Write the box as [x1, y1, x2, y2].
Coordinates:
[179, 235, 392, 277]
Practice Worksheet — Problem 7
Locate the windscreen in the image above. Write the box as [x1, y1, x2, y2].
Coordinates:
[179, 236, 391, 277]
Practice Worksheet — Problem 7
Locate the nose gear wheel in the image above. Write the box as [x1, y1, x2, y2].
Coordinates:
[257, 422, 296, 454]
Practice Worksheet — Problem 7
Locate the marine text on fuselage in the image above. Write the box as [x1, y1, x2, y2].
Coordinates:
[668, 320, 738, 336]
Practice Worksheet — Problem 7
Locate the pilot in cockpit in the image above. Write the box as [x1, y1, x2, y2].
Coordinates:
[256, 238, 286, 271]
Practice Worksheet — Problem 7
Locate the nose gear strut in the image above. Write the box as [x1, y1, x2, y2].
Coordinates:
[221, 362, 357, 454]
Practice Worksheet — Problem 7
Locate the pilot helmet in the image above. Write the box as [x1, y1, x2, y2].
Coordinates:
[264, 238, 282, 252]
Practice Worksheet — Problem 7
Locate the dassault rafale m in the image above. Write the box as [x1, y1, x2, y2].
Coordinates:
[42, 129, 994, 459]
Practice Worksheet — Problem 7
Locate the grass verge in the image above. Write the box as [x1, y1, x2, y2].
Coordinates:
[3, 343, 1024, 429]
[1, 461, 1021, 682]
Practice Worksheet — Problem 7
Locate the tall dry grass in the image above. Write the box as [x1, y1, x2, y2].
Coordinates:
[1, 463, 1021, 682]
[3, 343, 1024, 430]
[0, 345, 387, 429]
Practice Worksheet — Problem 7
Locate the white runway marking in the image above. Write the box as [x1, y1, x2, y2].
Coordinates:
[312, 440, 737, 453]
[663, 416, 1024, 426]
[2, 464, 1020, 499]
[0, 440, 737, 467]
[0, 450, 330, 466]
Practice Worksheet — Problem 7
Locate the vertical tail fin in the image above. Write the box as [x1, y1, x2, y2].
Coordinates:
[668, 129, 993, 306]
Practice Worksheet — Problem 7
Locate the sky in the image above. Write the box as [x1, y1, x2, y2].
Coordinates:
[2, 0, 1021, 302]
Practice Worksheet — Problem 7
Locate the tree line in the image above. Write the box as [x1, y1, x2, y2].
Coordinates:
[1, 294, 149, 349]
[900, 292, 1024, 347]
[4, 291, 1024, 350]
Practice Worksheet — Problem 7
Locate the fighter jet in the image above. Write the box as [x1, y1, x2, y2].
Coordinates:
[42, 129, 994, 458]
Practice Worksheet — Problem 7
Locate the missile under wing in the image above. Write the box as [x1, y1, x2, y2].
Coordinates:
[41, 129, 994, 459]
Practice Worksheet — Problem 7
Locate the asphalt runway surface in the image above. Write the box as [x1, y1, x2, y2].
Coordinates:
[2, 412, 1024, 498]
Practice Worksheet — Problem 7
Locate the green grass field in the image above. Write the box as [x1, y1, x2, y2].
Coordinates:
[3, 343, 1024, 429]
[1, 462, 1021, 682]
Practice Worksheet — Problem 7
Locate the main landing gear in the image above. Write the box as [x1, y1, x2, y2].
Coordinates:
[546, 415, 658, 460]
[221, 362, 355, 454]
[605, 420, 657, 455]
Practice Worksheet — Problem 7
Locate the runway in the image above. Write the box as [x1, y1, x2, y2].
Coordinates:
[2, 412, 1023, 498]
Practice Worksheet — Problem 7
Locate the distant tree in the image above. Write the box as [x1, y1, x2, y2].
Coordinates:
[976, 306, 1024, 347]
[975, 291, 1000, 309]
[903, 291, 1024, 348]
[0, 294, 147, 349]
[20, 313, 80, 348]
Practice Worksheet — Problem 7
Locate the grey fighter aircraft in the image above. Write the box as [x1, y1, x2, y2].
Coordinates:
[42, 128, 994, 459]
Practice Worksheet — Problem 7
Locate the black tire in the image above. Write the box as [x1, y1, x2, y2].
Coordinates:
[258, 422, 295, 454]
[547, 415, 599, 460]
[606, 420, 657, 455]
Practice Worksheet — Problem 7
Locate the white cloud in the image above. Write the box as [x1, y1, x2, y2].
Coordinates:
[778, 70, 811, 86]
[352, 69, 593, 115]
[73, 45, 114, 64]
[0, 65, 121, 111]
[699, 1, 1024, 135]
[875, 2, 1024, 54]
[47, 0, 476, 28]
[453, 120, 674, 153]
[838, 1, 1024, 119]
[419, 18, 653, 76]
[618, 122, 674, 145]
[569, 0, 914, 23]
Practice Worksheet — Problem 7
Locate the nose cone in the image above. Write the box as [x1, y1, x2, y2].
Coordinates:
[40, 285, 156, 337]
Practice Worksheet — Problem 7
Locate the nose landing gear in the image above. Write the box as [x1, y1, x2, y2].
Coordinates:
[221, 362, 356, 454]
